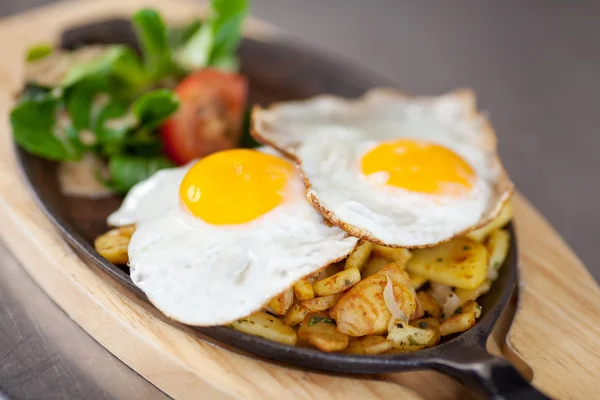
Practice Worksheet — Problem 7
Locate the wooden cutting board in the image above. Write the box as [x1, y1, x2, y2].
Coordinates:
[1, 1, 599, 399]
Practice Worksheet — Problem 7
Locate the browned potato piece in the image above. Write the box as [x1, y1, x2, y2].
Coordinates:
[411, 317, 440, 330]
[345, 335, 393, 355]
[293, 277, 315, 301]
[387, 321, 440, 350]
[283, 304, 309, 327]
[267, 288, 294, 316]
[462, 300, 483, 319]
[439, 311, 476, 336]
[313, 268, 361, 296]
[407, 237, 488, 289]
[230, 311, 297, 345]
[301, 293, 342, 312]
[372, 245, 412, 266]
[298, 312, 349, 352]
[455, 280, 491, 305]
[466, 201, 513, 242]
[330, 263, 416, 336]
[94, 225, 135, 264]
[345, 241, 374, 270]
[361, 256, 390, 278]
[417, 291, 442, 319]
[485, 229, 510, 281]
[409, 272, 427, 289]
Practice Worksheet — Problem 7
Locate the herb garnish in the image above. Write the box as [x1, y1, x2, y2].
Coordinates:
[308, 316, 335, 327]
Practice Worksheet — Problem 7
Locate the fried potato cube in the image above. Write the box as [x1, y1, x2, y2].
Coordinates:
[267, 288, 294, 316]
[411, 317, 440, 330]
[293, 277, 315, 301]
[455, 280, 492, 305]
[313, 268, 361, 296]
[330, 263, 415, 336]
[372, 245, 412, 266]
[345, 241, 374, 270]
[301, 293, 342, 312]
[387, 321, 440, 351]
[298, 312, 349, 352]
[466, 201, 513, 242]
[409, 272, 427, 290]
[230, 311, 297, 345]
[283, 304, 309, 327]
[485, 229, 510, 281]
[345, 335, 393, 355]
[94, 225, 136, 264]
[417, 291, 442, 319]
[439, 311, 476, 336]
[361, 256, 390, 278]
[407, 237, 488, 290]
[462, 300, 483, 318]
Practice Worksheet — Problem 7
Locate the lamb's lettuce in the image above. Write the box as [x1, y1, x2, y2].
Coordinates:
[11, 0, 248, 193]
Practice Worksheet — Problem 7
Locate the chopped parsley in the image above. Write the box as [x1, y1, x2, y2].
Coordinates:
[308, 316, 335, 327]
[407, 336, 420, 346]
[418, 321, 429, 329]
[463, 245, 471, 251]
[345, 279, 352, 286]
[436, 258, 443, 262]
[453, 306, 463, 316]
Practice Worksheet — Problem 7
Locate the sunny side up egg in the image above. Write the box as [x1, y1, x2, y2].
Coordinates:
[251, 88, 514, 247]
[108, 148, 358, 326]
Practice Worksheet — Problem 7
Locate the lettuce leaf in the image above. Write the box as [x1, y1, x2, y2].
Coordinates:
[107, 155, 173, 193]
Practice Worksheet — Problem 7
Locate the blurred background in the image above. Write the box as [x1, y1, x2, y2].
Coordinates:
[1, 1, 599, 399]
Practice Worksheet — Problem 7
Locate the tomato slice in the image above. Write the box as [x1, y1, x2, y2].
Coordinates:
[161, 69, 248, 165]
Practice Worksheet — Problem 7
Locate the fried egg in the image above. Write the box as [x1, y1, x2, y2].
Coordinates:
[108, 148, 358, 326]
[251, 89, 513, 247]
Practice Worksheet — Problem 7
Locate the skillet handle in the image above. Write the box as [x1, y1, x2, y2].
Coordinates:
[430, 346, 551, 399]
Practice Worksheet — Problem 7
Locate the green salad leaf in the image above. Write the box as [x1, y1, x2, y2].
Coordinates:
[176, 0, 248, 71]
[26, 44, 53, 62]
[167, 19, 202, 50]
[107, 155, 173, 193]
[132, 9, 179, 80]
[132, 89, 179, 129]
[11, 95, 81, 161]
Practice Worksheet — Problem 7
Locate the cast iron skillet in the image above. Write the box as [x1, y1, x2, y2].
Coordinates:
[15, 19, 550, 399]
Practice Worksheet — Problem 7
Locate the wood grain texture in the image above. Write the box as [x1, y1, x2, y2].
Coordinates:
[0, 0, 599, 399]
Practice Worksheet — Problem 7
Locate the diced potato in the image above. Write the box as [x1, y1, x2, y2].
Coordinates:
[330, 263, 415, 336]
[485, 229, 510, 281]
[407, 237, 488, 290]
[462, 300, 483, 319]
[298, 312, 349, 352]
[439, 311, 476, 336]
[345, 335, 393, 355]
[411, 317, 440, 330]
[283, 304, 309, 327]
[345, 241, 374, 270]
[372, 245, 412, 266]
[313, 268, 361, 296]
[417, 291, 442, 319]
[455, 280, 491, 305]
[409, 272, 427, 289]
[94, 225, 135, 264]
[387, 321, 440, 350]
[466, 201, 513, 242]
[293, 277, 315, 300]
[361, 256, 390, 278]
[302, 293, 342, 312]
[267, 288, 294, 316]
[230, 311, 297, 345]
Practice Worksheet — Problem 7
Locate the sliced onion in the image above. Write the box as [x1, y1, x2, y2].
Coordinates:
[442, 292, 461, 319]
[384, 274, 409, 323]
[430, 282, 453, 304]
[410, 287, 423, 319]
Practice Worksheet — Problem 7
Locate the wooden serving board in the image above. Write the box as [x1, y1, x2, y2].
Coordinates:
[1, 1, 600, 399]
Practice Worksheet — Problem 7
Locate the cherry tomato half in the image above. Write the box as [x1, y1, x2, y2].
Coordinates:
[161, 69, 248, 165]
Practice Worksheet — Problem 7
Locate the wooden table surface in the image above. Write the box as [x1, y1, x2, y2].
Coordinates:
[1, 1, 599, 399]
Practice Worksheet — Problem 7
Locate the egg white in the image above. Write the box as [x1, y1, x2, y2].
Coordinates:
[108, 152, 358, 326]
[252, 89, 513, 247]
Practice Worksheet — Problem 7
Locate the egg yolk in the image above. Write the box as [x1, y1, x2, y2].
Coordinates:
[361, 138, 475, 196]
[180, 149, 294, 224]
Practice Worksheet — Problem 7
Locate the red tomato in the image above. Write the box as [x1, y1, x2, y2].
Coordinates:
[161, 70, 248, 165]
